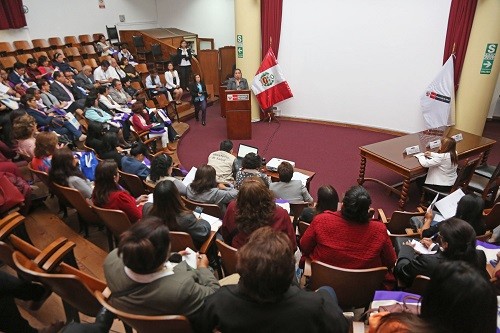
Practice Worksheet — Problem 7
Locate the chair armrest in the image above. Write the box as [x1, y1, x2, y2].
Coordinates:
[138, 130, 150, 139]
[33, 237, 76, 272]
[303, 258, 312, 278]
[377, 208, 388, 223]
[199, 231, 217, 254]
[143, 136, 161, 146]
[0, 214, 25, 241]
[41, 241, 76, 272]
[416, 207, 425, 213]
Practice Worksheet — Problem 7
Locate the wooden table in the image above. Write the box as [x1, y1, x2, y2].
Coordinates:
[265, 167, 316, 191]
[357, 127, 496, 210]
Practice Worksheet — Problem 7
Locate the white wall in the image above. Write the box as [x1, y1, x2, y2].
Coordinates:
[0, 0, 158, 43]
[156, 0, 235, 49]
[278, 0, 452, 133]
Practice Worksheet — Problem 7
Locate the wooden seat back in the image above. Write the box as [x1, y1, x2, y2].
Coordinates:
[484, 202, 500, 231]
[78, 34, 93, 45]
[310, 261, 387, 310]
[69, 60, 83, 72]
[180, 196, 223, 219]
[47, 48, 66, 60]
[169, 231, 197, 253]
[13, 40, 33, 52]
[13, 251, 105, 317]
[216, 239, 238, 276]
[298, 221, 310, 237]
[92, 205, 132, 246]
[452, 155, 482, 192]
[118, 170, 146, 197]
[33, 51, 48, 61]
[289, 202, 309, 229]
[48, 37, 64, 48]
[31, 39, 51, 50]
[406, 275, 430, 295]
[379, 209, 425, 235]
[83, 58, 98, 69]
[16, 53, 33, 64]
[64, 36, 79, 46]
[0, 42, 15, 56]
[94, 290, 192, 333]
[0, 56, 18, 70]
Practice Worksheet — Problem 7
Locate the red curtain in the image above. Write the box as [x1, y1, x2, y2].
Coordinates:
[443, 0, 477, 90]
[261, 0, 283, 60]
[0, 0, 27, 30]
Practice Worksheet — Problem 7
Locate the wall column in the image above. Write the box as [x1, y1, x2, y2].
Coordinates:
[455, 0, 500, 135]
[234, 0, 261, 121]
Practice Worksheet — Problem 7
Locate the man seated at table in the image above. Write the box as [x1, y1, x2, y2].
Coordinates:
[270, 161, 313, 203]
[207, 140, 237, 183]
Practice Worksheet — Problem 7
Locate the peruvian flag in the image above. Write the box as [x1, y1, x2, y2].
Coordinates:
[251, 47, 293, 110]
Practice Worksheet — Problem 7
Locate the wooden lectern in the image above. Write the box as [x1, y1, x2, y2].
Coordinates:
[219, 88, 252, 140]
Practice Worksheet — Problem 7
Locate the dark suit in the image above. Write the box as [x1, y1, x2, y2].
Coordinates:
[26, 107, 81, 140]
[50, 81, 85, 110]
[226, 77, 249, 90]
[189, 81, 208, 122]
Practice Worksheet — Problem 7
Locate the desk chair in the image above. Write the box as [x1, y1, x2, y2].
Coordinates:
[132, 36, 151, 62]
[180, 196, 223, 219]
[118, 169, 147, 198]
[467, 162, 500, 208]
[484, 202, 500, 233]
[406, 275, 430, 295]
[170, 231, 217, 255]
[216, 239, 238, 277]
[289, 202, 310, 230]
[48, 37, 65, 49]
[31, 39, 51, 51]
[377, 208, 425, 235]
[92, 206, 132, 250]
[106, 25, 123, 47]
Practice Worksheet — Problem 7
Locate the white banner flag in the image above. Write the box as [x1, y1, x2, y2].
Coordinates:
[420, 55, 455, 129]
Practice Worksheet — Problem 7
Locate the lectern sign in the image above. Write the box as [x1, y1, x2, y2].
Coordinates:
[227, 94, 250, 101]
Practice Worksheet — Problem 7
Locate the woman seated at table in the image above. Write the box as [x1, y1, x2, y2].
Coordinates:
[235, 152, 270, 189]
[299, 185, 339, 223]
[416, 136, 457, 193]
[92, 160, 147, 223]
[226, 68, 249, 91]
[143, 180, 211, 248]
[145, 153, 186, 195]
[221, 177, 296, 250]
[49, 147, 93, 199]
[300, 185, 396, 289]
[103, 216, 219, 321]
[394, 217, 489, 288]
[186, 164, 238, 212]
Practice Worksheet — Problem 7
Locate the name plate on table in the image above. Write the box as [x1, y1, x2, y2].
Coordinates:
[404, 145, 421, 155]
[428, 139, 441, 149]
[451, 133, 463, 142]
[227, 93, 250, 101]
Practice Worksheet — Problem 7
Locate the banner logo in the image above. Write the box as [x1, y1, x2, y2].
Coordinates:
[259, 72, 275, 87]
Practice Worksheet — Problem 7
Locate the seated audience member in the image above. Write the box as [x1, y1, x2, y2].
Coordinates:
[98, 86, 130, 113]
[12, 114, 37, 159]
[8, 62, 36, 93]
[83, 95, 128, 147]
[62, 70, 86, 100]
[370, 261, 496, 333]
[299, 185, 339, 223]
[0, 270, 65, 333]
[119, 58, 140, 82]
[143, 180, 211, 247]
[49, 147, 93, 199]
[52, 52, 76, 74]
[221, 177, 296, 250]
[121, 142, 150, 180]
[109, 79, 132, 106]
[186, 164, 238, 211]
[198, 227, 349, 333]
[26, 58, 45, 81]
[143, 98, 179, 143]
[145, 69, 169, 99]
[22, 94, 85, 143]
[145, 153, 186, 195]
[164, 62, 183, 105]
[270, 161, 313, 203]
[300, 185, 396, 288]
[108, 58, 127, 81]
[74, 65, 100, 94]
[121, 76, 141, 97]
[95, 34, 115, 56]
[235, 152, 270, 189]
[226, 68, 249, 91]
[98, 132, 124, 168]
[419, 194, 486, 238]
[50, 71, 85, 112]
[130, 102, 170, 151]
[93, 60, 113, 86]
[92, 160, 146, 223]
[394, 217, 489, 287]
[117, 43, 136, 64]
[31, 131, 58, 172]
[84, 121, 105, 152]
[26, 87, 48, 113]
[103, 216, 219, 320]
[207, 140, 236, 183]
[37, 55, 55, 80]
[38, 79, 83, 116]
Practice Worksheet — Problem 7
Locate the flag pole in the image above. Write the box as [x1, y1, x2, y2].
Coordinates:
[263, 36, 277, 123]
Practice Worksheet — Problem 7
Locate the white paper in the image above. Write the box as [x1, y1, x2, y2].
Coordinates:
[414, 153, 425, 158]
[409, 239, 437, 255]
[433, 212, 445, 222]
[427, 193, 440, 213]
[182, 247, 197, 269]
[434, 189, 465, 219]
[200, 213, 222, 231]
[276, 201, 290, 214]
[292, 171, 309, 186]
[476, 245, 498, 263]
[182, 167, 197, 186]
[147, 193, 154, 203]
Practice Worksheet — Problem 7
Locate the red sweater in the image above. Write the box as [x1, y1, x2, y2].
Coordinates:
[300, 211, 396, 274]
[221, 200, 297, 250]
[101, 190, 142, 223]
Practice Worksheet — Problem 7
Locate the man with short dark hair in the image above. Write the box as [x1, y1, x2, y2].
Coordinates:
[207, 140, 236, 183]
[8, 62, 36, 91]
[270, 161, 313, 202]
[93, 60, 113, 85]
[50, 71, 85, 112]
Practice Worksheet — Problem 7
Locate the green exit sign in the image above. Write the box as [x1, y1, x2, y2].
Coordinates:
[237, 46, 243, 58]
[480, 43, 497, 75]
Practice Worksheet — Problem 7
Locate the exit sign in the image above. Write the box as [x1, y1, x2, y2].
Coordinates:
[480, 43, 497, 75]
